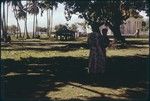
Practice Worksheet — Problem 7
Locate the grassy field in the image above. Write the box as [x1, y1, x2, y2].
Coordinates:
[1, 37, 149, 101]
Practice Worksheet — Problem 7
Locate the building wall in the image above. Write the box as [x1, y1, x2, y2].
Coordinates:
[120, 17, 143, 35]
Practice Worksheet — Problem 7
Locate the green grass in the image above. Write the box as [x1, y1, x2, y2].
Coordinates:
[1, 38, 149, 101]
[1, 37, 149, 60]
[1, 47, 149, 60]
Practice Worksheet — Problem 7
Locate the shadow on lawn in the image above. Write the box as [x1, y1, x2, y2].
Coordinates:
[1, 43, 88, 52]
[1, 41, 149, 52]
[1, 55, 149, 101]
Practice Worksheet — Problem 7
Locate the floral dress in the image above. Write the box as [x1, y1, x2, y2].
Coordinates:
[88, 32, 106, 74]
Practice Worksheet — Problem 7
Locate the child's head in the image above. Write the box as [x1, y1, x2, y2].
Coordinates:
[102, 28, 108, 35]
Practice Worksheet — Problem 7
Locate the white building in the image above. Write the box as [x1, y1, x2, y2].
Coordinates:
[120, 17, 143, 35]
[85, 16, 145, 36]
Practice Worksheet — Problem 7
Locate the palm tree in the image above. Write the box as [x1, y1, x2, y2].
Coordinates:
[1, 12, 6, 40]
[23, 1, 30, 39]
[27, 0, 39, 38]
[13, 7, 22, 38]
[50, 6, 53, 36]
[1, 0, 23, 40]
[47, 8, 50, 37]
[38, 0, 58, 38]
[1, 1, 7, 41]
[9, 0, 23, 38]
[34, 7, 39, 38]
[38, 1, 51, 37]
[6, 2, 9, 31]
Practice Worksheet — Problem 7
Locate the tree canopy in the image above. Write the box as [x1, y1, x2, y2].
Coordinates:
[62, 0, 148, 42]
[1, 0, 149, 42]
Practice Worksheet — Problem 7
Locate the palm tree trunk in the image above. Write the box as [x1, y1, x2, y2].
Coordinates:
[36, 14, 39, 36]
[50, 8, 53, 37]
[25, 17, 30, 38]
[35, 14, 38, 37]
[6, 3, 8, 32]
[32, 14, 35, 38]
[3, 2, 6, 31]
[49, 9, 51, 37]
[1, 15, 4, 40]
[17, 18, 22, 38]
[25, 1, 30, 39]
[6, 2, 8, 32]
[3, 2, 7, 41]
[23, 22, 26, 38]
[13, 7, 21, 38]
[47, 9, 49, 37]
[16, 26, 18, 38]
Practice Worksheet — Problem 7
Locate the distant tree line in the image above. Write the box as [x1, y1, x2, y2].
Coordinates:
[1, 0, 149, 43]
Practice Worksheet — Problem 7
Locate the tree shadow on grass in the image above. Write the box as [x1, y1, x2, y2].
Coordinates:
[1, 43, 88, 52]
[1, 39, 149, 52]
[126, 40, 149, 45]
[1, 55, 149, 101]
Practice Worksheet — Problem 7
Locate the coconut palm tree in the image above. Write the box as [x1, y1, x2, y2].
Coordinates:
[23, 1, 30, 39]
[6, 2, 9, 31]
[1, 1, 7, 41]
[1, 0, 24, 40]
[1, 0, 17, 41]
[47, 8, 50, 37]
[9, 0, 23, 38]
[38, 0, 58, 37]
[27, 0, 39, 38]
[50, 6, 53, 36]
[38, 1, 51, 37]
[13, 7, 22, 38]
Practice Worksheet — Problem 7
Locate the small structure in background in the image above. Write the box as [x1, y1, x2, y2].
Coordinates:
[55, 26, 75, 41]
[120, 16, 146, 36]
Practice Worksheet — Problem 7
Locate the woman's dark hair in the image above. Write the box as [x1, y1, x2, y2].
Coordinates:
[102, 28, 108, 34]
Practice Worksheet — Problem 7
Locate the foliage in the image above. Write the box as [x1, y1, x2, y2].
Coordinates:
[61, 0, 148, 42]
[38, 0, 58, 16]
[1, 0, 148, 41]
[26, 1, 39, 15]
[69, 24, 78, 32]
[7, 25, 19, 34]
[36, 27, 47, 33]
[62, 0, 148, 25]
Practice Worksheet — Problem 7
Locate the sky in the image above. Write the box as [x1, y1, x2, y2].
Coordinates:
[1, 2, 149, 33]
[1, 3, 85, 32]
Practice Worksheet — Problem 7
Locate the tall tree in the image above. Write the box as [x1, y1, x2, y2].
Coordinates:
[62, 0, 148, 43]
[23, 1, 30, 39]
[13, 6, 22, 38]
[50, 1, 54, 36]
[38, 1, 51, 37]
[38, 0, 58, 37]
[35, 13, 39, 37]
[1, 0, 23, 40]
[6, 2, 9, 31]
[1, 1, 7, 41]
[10, 0, 23, 38]
[47, 8, 50, 37]
[27, 0, 39, 38]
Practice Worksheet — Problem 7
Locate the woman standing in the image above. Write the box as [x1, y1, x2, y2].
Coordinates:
[87, 28, 110, 82]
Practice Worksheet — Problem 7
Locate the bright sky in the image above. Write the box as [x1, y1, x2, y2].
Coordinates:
[2, 3, 85, 32]
[139, 11, 149, 21]
[1, 2, 149, 33]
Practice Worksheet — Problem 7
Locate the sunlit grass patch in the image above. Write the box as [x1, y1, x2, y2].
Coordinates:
[1, 47, 149, 60]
